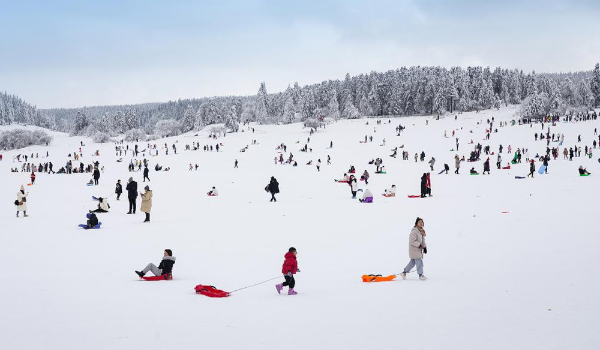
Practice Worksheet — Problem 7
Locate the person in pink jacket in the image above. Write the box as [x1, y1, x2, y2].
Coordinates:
[276, 247, 300, 295]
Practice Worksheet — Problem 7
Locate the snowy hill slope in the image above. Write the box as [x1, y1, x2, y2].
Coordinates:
[0, 105, 598, 350]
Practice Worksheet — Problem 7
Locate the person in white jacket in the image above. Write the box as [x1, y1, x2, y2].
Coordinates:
[16, 185, 28, 217]
[90, 197, 110, 213]
[349, 176, 358, 199]
[359, 188, 374, 203]
[399, 217, 428, 281]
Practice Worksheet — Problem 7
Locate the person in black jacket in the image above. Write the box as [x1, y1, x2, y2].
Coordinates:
[420, 173, 427, 198]
[135, 249, 176, 278]
[126, 177, 138, 214]
[115, 180, 123, 200]
[483, 157, 491, 175]
[527, 159, 535, 178]
[267, 176, 279, 202]
[93, 167, 101, 185]
[143, 166, 150, 182]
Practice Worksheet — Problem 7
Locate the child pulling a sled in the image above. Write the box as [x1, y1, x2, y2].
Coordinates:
[276, 247, 300, 295]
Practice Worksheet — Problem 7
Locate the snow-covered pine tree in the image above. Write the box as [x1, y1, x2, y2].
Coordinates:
[181, 105, 197, 133]
[592, 63, 600, 107]
[72, 111, 89, 135]
[224, 105, 240, 132]
[256, 82, 270, 124]
[342, 97, 361, 119]
[282, 94, 296, 124]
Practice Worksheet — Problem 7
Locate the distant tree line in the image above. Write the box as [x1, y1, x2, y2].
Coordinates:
[3, 64, 600, 138]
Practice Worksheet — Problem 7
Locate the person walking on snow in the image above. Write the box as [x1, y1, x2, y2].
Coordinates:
[93, 166, 100, 185]
[16, 185, 28, 217]
[527, 159, 535, 178]
[30, 171, 36, 185]
[143, 166, 150, 182]
[275, 247, 300, 295]
[428, 157, 435, 171]
[140, 185, 152, 222]
[126, 177, 138, 214]
[135, 249, 176, 278]
[115, 180, 122, 200]
[455, 155, 460, 174]
[399, 217, 428, 281]
[267, 176, 279, 202]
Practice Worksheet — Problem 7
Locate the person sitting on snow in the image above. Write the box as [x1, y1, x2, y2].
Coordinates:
[87, 179, 94, 185]
[90, 197, 110, 213]
[207, 187, 219, 196]
[470, 167, 479, 175]
[84, 213, 99, 229]
[359, 188, 374, 203]
[336, 173, 349, 183]
[578, 166, 591, 175]
[384, 185, 396, 196]
[135, 249, 176, 278]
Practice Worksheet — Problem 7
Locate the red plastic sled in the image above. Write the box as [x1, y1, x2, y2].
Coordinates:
[141, 273, 173, 281]
[195, 284, 230, 298]
[407, 195, 421, 198]
[207, 194, 217, 197]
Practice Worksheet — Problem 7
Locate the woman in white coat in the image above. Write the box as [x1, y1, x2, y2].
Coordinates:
[399, 217, 427, 280]
[16, 185, 28, 217]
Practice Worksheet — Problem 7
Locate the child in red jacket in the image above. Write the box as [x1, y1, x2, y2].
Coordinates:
[276, 247, 300, 295]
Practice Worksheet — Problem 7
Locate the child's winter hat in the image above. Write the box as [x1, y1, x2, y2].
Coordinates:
[20, 185, 24, 191]
[144, 185, 150, 191]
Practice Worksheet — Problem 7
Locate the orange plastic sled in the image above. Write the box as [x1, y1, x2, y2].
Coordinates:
[362, 274, 396, 282]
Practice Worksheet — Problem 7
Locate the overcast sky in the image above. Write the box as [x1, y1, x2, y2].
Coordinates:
[2, 0, 599, 109]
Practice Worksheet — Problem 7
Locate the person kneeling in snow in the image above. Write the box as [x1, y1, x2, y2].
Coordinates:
[359, 188, 374, 203]
[135, 249, 176, 278]
[275, 247, 300, 295]
[207, 187, 219, 196]
[90, 197, 110, 213]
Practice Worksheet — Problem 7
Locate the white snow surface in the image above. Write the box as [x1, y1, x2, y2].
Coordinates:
[1, 105, 599, 350]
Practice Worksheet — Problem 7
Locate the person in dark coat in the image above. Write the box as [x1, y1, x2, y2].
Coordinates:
[267, 176, 280, 202]
[135, 249, 176, 278]
[126, 177, 138, 214]
[143, 166, 150, 182]
[93, 167, 101, 185]
[420, 173, 427, 198]
[527, 159, 535, 178]
[483, 158, 491, 175]
[115, 180, 123, 200]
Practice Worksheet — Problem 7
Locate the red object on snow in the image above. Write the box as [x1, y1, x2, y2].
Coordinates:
[195, 284, 230, 298]
[141, 274, 173, 281]
[407, 195, 421, 198]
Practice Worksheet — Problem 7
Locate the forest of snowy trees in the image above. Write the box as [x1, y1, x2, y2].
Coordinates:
[2, 64, 600, 139]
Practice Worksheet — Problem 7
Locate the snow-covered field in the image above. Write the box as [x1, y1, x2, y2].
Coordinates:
[1, 105, 598, 350]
